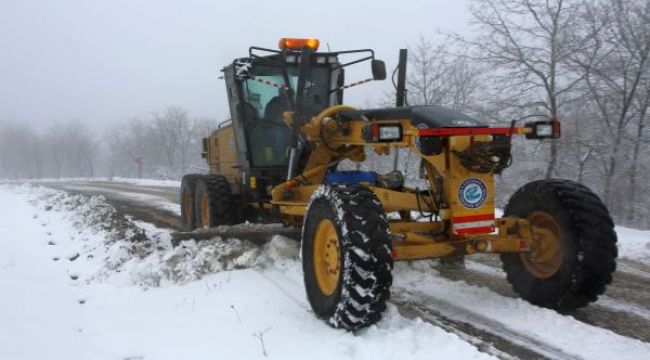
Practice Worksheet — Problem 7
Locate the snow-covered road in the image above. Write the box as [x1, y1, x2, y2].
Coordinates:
[2, 180, 650, 359]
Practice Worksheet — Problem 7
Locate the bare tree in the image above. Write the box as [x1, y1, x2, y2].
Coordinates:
[629, 70, 650, 220]
[0, 119, 95, 179]
[406, 37, 484, 112]
[407, 37, 449, 106]
[576, 0, 650, 210]
[103, 107, 216, 179]
[451, 0, 591, 178]
[152, 107, 183, 172]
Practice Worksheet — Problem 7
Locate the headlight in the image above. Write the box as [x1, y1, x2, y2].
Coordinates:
[525, 120, 561, 139]
[379, 126, 401, 141]
[535, 124, 553, 137]
[362, 123, 403, 142]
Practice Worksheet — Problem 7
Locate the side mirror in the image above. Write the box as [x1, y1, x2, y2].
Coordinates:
[235, 60, 252, 80]
[371, 60, 387, 80]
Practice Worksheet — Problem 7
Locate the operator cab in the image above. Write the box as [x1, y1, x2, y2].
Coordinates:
[220, 38, 385, 198]
[224, 50, 341, 169]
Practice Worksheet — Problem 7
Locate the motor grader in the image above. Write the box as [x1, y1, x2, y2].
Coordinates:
[180, 38, 618, 330]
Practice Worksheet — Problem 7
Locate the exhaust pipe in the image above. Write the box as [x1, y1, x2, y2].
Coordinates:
[395, 49, 408, 107]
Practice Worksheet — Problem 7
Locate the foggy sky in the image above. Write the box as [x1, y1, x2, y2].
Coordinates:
[0, 0, 470, 131]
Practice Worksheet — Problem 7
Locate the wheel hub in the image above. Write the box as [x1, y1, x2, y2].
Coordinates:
[183, 190, 192, 223]
[520, 211, 564, 279]
[313, 219, 341, 295]
[200, 194, 210, 228]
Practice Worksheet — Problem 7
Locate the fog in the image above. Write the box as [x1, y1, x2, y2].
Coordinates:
[0, 0, 470, 129]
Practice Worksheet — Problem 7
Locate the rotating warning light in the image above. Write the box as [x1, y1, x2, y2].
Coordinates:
[278, 38, 320, 51]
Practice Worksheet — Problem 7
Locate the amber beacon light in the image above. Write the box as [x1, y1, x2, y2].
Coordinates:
[278, 38, 320, 51]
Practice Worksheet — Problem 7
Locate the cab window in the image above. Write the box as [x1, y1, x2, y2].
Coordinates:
[240, 64, 331, 167]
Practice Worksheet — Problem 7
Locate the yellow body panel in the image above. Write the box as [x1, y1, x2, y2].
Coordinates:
[444, 135, 496, 234]
[207, 125, 239, 182]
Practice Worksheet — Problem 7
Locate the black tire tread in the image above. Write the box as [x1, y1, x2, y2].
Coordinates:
[180, 174, 203, 231]
[302, 184, 393, 331]
[501, 179, 617, 310]
[195, 175, 242, 227]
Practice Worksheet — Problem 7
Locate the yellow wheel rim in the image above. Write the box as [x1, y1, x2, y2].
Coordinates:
[182, 190, 192, 223]
[520, 211, 564, 279]
[313, 219, 341, 296]
[200, 194, 210, 228]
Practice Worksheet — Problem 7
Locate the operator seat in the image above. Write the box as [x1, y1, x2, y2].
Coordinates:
[241, 101, 260, 126]
[260, 93, 291, 165]
[264, 93, 289, 124]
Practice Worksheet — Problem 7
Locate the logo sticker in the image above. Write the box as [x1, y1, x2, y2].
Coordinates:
[458, 178, 487, 209]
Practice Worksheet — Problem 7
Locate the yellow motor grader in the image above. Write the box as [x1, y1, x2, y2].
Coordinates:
[180, 38, 617, 330]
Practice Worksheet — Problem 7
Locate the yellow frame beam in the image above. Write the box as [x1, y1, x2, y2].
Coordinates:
[268, 106, 536, 261]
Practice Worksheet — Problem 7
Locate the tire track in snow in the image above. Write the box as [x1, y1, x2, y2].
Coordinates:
[596, 296, 650, 321]
[391, 295, 572, 360]
[390, 275, 650, 360]
[463, 257, 650, 343]
[617, 261, 650, 279]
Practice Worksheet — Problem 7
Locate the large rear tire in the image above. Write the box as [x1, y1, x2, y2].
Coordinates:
[501, 179, 618, 310]
[180, 174, 202, 231]
[302, 184, 393, 330]
[194, 175, 242, 228]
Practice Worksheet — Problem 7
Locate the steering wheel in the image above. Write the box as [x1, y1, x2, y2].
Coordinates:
[313, 105, 357, 123]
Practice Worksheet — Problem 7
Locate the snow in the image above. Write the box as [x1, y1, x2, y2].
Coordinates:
[7, 176, 183, 188]
[394, 263, 650, 360]
[103, 177, 182, 188]
[596, 296, 650, 321]
[466, 258, 650, 322]
[615, 226, 650, 262]
[0, 184, 494, 360]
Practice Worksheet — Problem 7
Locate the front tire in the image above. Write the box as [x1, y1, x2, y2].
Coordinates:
[501, 179, 618, 310]
[302, 184, 393, 330]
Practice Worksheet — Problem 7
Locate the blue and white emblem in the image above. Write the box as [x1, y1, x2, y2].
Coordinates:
[458, 178, 487, 209]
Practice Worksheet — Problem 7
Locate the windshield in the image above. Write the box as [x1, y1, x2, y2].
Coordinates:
[241, 64, 331, 167]
[241, 65, 330, 119]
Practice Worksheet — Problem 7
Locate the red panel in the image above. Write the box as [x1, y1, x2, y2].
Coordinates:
[453, 213, 495, 235]
[453, 213, 495, 223]
[455, 226, 495, 235]
[418, 127, 524, 137]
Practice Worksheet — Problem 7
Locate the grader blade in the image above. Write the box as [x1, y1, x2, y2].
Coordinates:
[170, 224, 300, 247]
